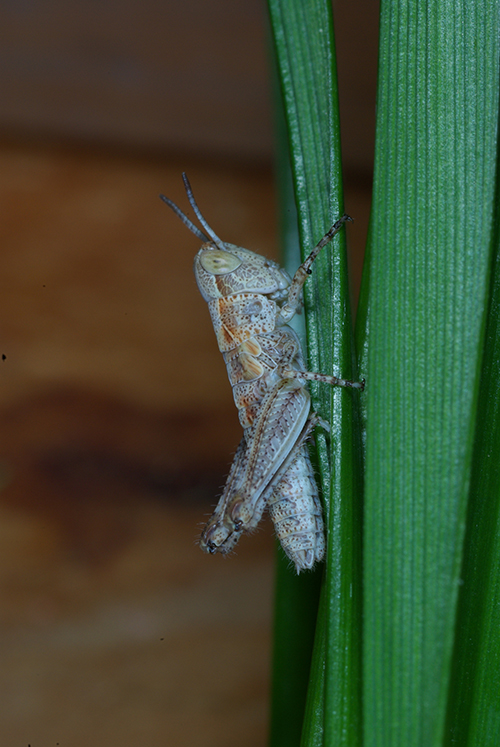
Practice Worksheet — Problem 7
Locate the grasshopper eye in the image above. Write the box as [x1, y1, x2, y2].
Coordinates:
[200, 249, 242, 275]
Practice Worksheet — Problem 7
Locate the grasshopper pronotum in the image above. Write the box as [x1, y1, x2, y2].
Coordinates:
[161, 175, 364, 572]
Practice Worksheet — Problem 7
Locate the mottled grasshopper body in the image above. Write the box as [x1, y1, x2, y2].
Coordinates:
[161, 174, 363, 572]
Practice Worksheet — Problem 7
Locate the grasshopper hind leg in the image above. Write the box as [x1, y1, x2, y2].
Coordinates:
[199, 438, 247, 555]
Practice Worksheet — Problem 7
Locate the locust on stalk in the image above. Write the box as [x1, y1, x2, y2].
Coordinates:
[161, 174, 364, 572]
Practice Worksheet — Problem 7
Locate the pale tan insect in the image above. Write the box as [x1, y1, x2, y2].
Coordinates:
[160, 174, 363, 572]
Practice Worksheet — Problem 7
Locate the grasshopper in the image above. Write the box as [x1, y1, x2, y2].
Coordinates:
[161, 174, 364, 572]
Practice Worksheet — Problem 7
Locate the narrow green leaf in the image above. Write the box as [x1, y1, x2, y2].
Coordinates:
[267, 1, 363, 746]
[358, 2, 500, 746]
[268, 89, 324, 747]
[446, 172, 500, 743]
[270, 546, 323, 747]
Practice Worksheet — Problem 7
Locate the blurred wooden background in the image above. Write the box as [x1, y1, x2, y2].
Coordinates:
[0, 1, 378, 745]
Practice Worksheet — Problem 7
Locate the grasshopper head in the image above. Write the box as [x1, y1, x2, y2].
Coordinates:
[160, 173, 291, 301]
[194, 243, 290, 301]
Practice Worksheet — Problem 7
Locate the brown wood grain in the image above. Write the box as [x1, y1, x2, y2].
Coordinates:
[0, 0, 379, 170]
[0, 140, 371, 745]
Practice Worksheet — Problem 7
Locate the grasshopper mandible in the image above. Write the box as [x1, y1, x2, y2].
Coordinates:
[160, 174, 364, 572]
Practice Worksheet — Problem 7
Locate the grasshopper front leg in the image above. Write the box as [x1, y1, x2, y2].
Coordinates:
[284, 369, 365, 391]
[277, 338, 365, 391]
[277, 215, 353, 325]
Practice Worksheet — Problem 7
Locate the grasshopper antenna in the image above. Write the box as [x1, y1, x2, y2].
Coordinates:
[159, 193, 210, 243]
[181, 172, 226, 251]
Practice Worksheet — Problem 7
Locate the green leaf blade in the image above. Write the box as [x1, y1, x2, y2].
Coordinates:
[446, 181, 500, 745]
[268, 1, 363, 746]
[360, 1, 500, 745]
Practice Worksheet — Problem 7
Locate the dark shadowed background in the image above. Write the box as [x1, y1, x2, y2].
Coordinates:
[0, 2, 378, 744]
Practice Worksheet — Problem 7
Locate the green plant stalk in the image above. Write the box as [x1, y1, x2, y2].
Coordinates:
[356, 1, 500, 745]
[268, 1, 363, 746]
